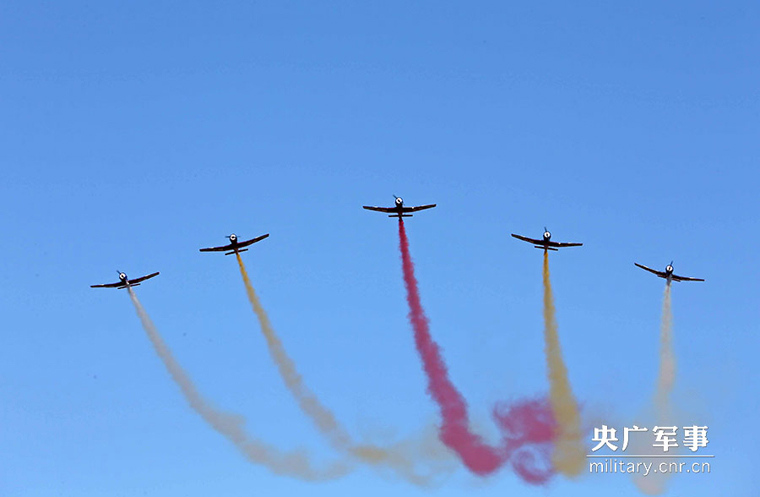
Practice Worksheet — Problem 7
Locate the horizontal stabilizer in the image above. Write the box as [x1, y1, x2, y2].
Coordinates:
[225, 248, 249, 256]
[535, 246, 558, 251]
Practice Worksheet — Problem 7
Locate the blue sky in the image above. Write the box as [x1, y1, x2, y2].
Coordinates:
[1, 1, 757, 495]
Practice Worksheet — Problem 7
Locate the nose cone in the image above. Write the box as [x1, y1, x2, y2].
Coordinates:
[395, 197, 403, 205]
[119, 273, 127, 280]
[229, 233, 237, 241]
[543, 231, 551, 239]
[666, 265, 673, 273]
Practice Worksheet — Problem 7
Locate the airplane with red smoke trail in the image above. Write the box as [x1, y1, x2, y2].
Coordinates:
[363, 196, 436, 218]
[199, 233, 269, 256]
[511, 228, 583, 251]
[91, 271, 160, 289]
[635, 261, 704, 283]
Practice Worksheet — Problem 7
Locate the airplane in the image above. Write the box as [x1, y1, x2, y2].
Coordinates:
[362, 196, 436, 218]
[634, 261, 704, 283]
[511, 227, 583, 251]
[91, 271, 160, 289]
[199, 233, 269, 256]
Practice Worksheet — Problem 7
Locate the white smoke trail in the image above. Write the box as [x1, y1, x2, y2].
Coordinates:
[127, 286, 350, 480]
[633, 282, 678, 495]
[654, 283, 675, 412]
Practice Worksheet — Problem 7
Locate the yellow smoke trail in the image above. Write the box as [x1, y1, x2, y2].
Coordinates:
[126, 286, 350, 480]
[235, 253, 453, 485]
[541, 251, 585, 476]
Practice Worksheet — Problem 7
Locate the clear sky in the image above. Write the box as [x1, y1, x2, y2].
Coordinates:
[1, 1, 758, 495]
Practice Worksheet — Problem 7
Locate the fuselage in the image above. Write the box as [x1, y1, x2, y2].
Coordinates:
[527, 231, 555, 251]
[118, 273, 132, 288]
[223, 233, 251, 255]
[529, 231, 553, 248]
[390, 197, 405, 216]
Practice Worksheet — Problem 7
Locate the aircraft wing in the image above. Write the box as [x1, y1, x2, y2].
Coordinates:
[549, 241, 583, 248]
[511, 234, 543, 245]
[407, 204, 436, 212]
[362, 206, 396, 213]
[672, 274, 705, 282]
[237, 233, 270, 249]
[200, 243, 234, 252]
[127, 272, 160, 285]
[90, 281, 124, 289]
[634, 263, 667, 278]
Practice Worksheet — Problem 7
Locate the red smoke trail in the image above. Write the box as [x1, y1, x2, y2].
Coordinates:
[398, 219, 556, 482]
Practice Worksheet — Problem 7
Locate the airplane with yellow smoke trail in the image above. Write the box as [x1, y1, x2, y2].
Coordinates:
[635, 261, 705, 283]
[90, 270, 160, 289]
[200, 233, 269, 256]
[511, 227, 582, 252]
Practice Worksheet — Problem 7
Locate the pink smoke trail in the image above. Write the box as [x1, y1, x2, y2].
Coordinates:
[397, 219, 556, 482]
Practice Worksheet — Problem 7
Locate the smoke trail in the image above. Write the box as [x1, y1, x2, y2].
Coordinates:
[541, 250, 585, 476]
[397, 219, 556, 482]
[654, 283, 675, 412]
[632, 282, 677, 495]
[126, 286, 349, 480]
[235, 254, 454, 485]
